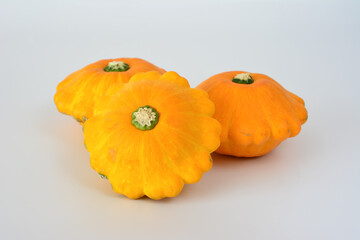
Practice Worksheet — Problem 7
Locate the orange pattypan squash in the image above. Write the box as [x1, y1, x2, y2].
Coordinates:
[83, 71, 221, 199]
[54, 58, 165, 123]
[197, 71, 308, 157]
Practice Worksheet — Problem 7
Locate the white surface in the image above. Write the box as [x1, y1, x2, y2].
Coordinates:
[1, 0, 359, 239]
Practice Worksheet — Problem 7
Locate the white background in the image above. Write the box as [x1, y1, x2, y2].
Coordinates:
[1, 0, 359, 239]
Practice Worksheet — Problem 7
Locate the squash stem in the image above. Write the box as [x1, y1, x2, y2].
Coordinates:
[132, 105, 159, 131]
[104, 61, 129, 72]
[232, 73, 254, 84]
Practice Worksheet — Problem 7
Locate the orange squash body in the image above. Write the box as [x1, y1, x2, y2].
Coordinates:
[84, 71, 221, 199]
[196, 71, 308, 157]
[54, 58, 165, 123]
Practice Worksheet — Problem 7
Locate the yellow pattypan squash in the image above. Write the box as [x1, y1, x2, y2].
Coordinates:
[54, 58, 165, 123]
[83, 71, 221, 199]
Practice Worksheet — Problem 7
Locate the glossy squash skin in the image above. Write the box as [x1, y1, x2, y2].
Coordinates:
[196, 71, 308, 157]
[54, 58, 165, 123]
[83, 71, 221, 200]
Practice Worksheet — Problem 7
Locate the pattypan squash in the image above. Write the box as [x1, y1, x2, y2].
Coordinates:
[54, 58, 165, 123]
[84, 71, 221, 199]
[197, 71, 308, 157]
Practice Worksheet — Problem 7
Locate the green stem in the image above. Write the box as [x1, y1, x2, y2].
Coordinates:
[131, 105, 159, 131]
[232, 73, 254, 84]
[104, 61, 129, 72]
